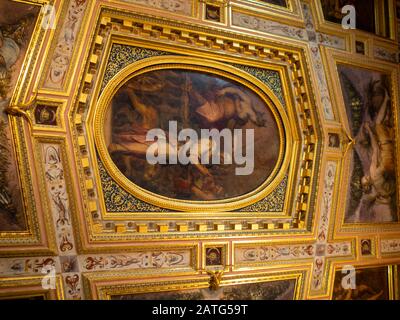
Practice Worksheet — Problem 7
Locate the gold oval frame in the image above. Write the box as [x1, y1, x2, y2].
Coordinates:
[92, 56, 292, 212]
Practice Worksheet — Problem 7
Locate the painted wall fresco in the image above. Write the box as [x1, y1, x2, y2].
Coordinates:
[111, 279, 296, 300]
[338, 65, 398, 224]
[0, 1, 39, 231]
[332, 267, 389, 300]
[320, 0, 376, 34]
[105, 69, 281, 201]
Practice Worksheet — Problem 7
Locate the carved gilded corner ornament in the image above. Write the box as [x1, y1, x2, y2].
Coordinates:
[206, 270, 224, 291]
[200, 264, 232, 291]
[4, 91, 37, 127]
[342, 131, 354, 156]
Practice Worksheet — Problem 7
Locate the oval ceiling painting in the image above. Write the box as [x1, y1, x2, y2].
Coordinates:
[104, 68, 282, 201]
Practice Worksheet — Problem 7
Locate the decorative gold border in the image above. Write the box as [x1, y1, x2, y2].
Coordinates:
[0, 275, 64, 300]
[201, 1, 227, 25]
[323, 47, 400, 233]
[67, 5, 325, 245]
[33, 135, 80, 253]
[202, 242, 229, 271]
[92, 56, 290, 212]
[359, 238, 376, 258]
[28, 98, 66, 131]
[84, 270, 304, 300]
[0, 0, 58, 256]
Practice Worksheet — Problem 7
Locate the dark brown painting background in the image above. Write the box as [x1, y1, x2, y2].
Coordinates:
[106, 69, 281, 201]
[320, 0, 376, 33]
[332, 267, 389, 300]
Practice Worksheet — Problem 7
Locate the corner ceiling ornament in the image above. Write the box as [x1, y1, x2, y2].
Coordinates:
[69, 6, 323, 243]
[4, 91, 37, 127]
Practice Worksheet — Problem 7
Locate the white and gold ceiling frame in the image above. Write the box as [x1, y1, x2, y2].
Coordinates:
[69, 5, 322, 247]
[322, 47, 400, 234]
[0, 0, 59, 256]
[82, 269, 305, 300]
[91, 56, 290, 212]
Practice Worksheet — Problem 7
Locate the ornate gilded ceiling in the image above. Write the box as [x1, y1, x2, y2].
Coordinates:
[0, 0, 399, 300]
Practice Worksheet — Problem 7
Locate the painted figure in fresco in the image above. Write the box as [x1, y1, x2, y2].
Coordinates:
[339, 65, 398, 223]
[0, 30, 19, 98]
[0, 2, 39, 231]
[321, 0, 376, 34]
[332, 268, 388, 300]
[108, 78, 228, 200]
[108, 80, 217, 183]
[0, 15, 33, 100]
[193, 86, 262, 129]
[353, 81, 396, 223]
[107, 70, 280, 201]
[323, 0, 355, 20]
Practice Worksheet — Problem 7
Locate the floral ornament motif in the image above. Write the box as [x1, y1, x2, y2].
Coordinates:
[43, 144, 75, 254]
[326, 243, 350, 256]
[65, 274, 80, 299]
[232, 12, 307, 41]
[317, 163, 336, 242]
[83, 252, 186, 271]
[59, 227, 73, 252]
[9, 258, 56, 274]
[312, 257, 325, 290]
[152, 252, 184, 267]
[241, 244, 314, 262]
[45, 0, 88, 88]
[374, 47, 398, 63]
[120, 0, 192, 15]
[381, 239, 400, 254]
